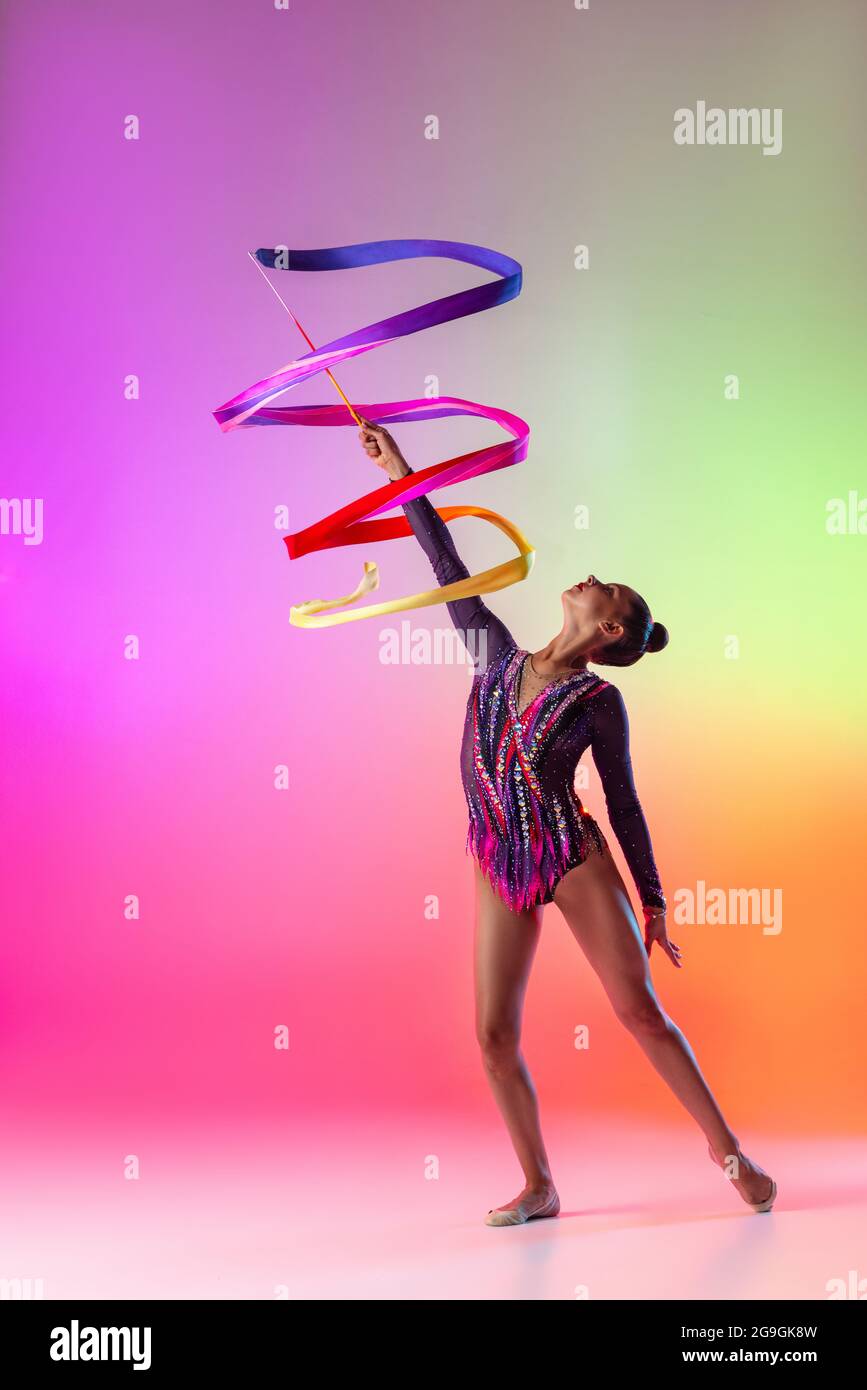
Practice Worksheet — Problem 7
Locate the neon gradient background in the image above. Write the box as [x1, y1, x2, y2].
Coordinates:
[1, 0, 865, 1298]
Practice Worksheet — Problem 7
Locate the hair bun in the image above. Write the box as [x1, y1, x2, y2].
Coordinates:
[646, 621, 669, 654]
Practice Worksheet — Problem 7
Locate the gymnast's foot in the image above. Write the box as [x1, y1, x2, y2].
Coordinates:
[708, 1142, 777, 1212]
[484, 1182, 560, 1227]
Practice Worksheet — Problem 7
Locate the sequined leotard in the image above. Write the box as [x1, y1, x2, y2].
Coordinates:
[401, 490, 667, 915]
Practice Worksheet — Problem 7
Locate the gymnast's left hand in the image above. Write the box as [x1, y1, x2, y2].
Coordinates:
[643, 909, 682, 968]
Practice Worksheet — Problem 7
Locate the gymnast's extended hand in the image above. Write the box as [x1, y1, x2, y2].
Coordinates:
[643, 907, 682, 969]
[358, 417, 413, 483]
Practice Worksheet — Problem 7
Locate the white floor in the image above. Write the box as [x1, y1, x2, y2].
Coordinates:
[1, 1113, 863, 1300]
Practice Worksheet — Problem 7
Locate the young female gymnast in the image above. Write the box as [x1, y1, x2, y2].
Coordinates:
[358, 417, 777, 1227]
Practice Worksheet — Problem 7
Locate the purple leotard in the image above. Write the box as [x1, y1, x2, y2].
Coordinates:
[402, 489, 667, 915]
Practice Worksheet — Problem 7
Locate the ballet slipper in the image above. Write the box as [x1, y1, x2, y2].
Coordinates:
[484, 1188, 560, 1227]
[708, 1143, 777, 1212]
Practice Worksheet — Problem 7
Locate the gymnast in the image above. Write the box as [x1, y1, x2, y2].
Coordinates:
[358, 416, 777, 1227]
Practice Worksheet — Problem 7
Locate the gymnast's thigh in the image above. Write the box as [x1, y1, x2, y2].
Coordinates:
[472, 863, 543, 1037]
[551, 846, 654, 1012]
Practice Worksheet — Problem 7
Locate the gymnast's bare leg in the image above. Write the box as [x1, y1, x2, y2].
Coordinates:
[552, 844, 775, 1207]
[473, 863, 560, 1223]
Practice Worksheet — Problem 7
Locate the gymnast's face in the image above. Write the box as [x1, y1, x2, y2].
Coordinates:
[561, 574, 638, 645]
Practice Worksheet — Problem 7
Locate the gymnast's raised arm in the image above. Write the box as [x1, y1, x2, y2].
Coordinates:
[357, 418, 518, 673]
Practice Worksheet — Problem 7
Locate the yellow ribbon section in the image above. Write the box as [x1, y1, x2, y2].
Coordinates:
[289, 505, 535, 629]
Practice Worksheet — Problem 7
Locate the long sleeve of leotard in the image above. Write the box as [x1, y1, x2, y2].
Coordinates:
[401, 487, 518, 672]
[590, 684, 666, 911]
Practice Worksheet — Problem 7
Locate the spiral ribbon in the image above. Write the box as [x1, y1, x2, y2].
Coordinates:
[213, 239, 534, 627]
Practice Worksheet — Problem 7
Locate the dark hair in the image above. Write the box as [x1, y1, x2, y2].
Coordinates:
[592, 591, 669, 668]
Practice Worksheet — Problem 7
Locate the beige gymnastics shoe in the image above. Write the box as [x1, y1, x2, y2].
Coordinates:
[708, 1143, 777, 1212]
[485, 1187, 561, 1227]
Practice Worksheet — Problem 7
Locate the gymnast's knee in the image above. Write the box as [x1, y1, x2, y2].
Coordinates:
[476, 1021, 521, 1074]
[613, 990, 671, 1038]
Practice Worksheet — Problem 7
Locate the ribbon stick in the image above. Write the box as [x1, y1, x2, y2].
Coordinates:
[213, 239, 535, 627]
[245, 251, 364, 429]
